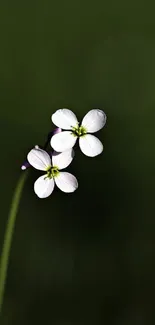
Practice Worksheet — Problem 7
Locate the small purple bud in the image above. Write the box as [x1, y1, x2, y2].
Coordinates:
[21, 161, 31, 171]
[48, 151, 53, 158]
[52, 127, 62, 135]
[44, 128, 62, 150]
[47, 128, 62, 140]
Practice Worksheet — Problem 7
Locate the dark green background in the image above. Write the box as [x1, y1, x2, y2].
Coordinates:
[0, 0, 155, 324]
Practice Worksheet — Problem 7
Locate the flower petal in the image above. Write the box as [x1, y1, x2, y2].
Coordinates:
[51, 131, 77, 152]
[55, 172, 78, 193]
[81, 109, 106, 133]
[79, 134, 103, 157]
[52, 149, 74, 170]
[34, 175, 55, 198]
[27, 148, 51, 171]
[51, 108, 78, 129]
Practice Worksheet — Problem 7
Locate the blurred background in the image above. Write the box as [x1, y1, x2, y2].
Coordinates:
[0, 0, 155, 324]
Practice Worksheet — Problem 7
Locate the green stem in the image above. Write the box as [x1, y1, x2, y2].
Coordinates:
[0, 172, 28, 314]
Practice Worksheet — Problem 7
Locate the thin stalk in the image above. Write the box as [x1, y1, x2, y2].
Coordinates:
[0, 172, 28, 314]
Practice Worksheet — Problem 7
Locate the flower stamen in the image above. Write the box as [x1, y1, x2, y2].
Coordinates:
[71, 125, 87, 137]
[46, 166, 59, 179]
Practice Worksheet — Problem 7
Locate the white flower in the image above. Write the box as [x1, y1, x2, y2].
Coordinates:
[27, 147, 78, 198]
[50, 109, 106, 157]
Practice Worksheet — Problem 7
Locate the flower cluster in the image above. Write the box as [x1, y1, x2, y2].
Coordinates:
[23, 109, 107, 198]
